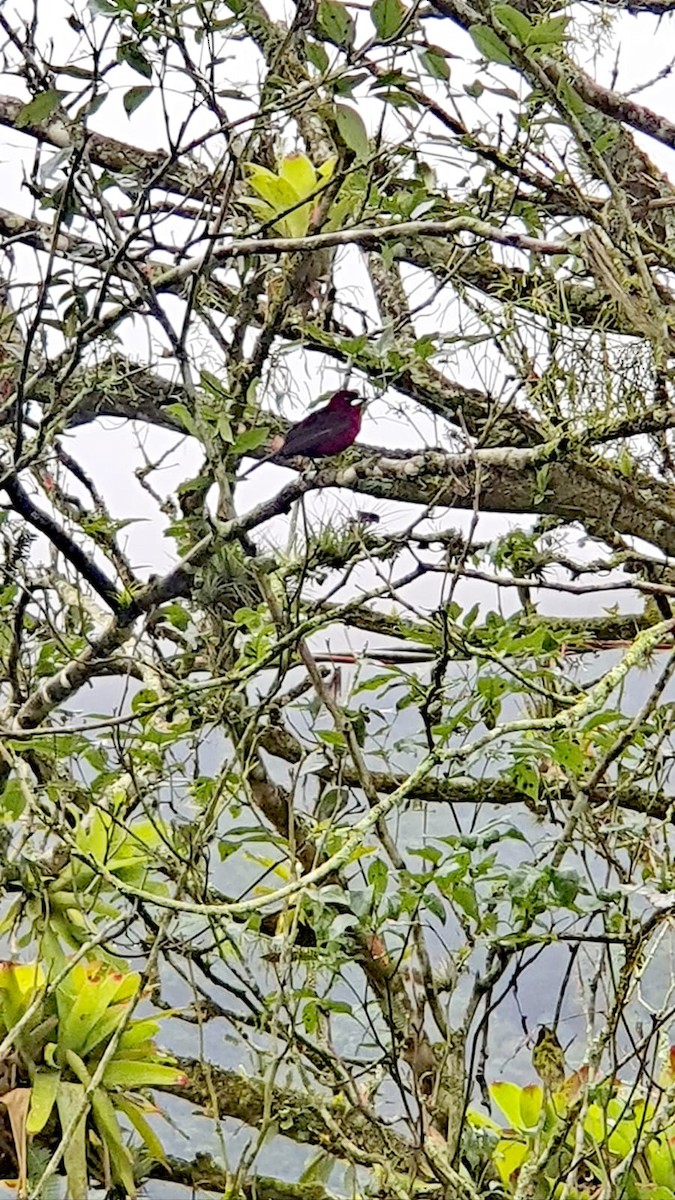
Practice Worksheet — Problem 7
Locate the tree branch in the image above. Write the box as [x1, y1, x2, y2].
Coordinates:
[2, 477, 123, 614]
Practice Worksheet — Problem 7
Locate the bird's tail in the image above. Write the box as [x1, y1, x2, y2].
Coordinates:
[238, 451, 277, 481]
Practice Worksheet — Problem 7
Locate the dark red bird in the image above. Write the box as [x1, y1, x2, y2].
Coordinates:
[240, 389, 364, 479]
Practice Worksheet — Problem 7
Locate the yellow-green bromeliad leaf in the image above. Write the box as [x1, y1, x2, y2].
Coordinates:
[55, 1082, 89, 1200]
[27, 1069, 61, 1135]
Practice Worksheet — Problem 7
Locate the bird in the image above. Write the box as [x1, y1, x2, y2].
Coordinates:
[239, 388, 364, 479]
[532, 1025, 566, 1092]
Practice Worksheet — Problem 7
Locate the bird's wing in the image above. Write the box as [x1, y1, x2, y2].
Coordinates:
[280, 409, 350, 458]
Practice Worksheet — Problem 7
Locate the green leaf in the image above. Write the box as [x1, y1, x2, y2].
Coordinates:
[27, 1069, 61, 1135]
[353, 672, 397, 694]
[15, 90, 63, 128]
[519, 1083, 544, 1129]
[490, 1080, 541, 1131]
[424, 892, 446, 923]
[78, 94, 106, 121]
[0, 962, 45, 1030]
[489, 1080, 524, 1126]
[468, 25, 514, 66]
[123, 85, 151, 115]
[279, 151, 317, 200]
[464, 79, 483, 99]
[56, 1082, 89, 1200]
[75, 810, 111, 862]
[78, 1004, 129, 1058]
[463, 602, 480, 628]
[555, 75, 587, 120]
[246, 165, 308, 236]
[375, 88, 418, 110]
[367, 857, 388, 901]
[595, 128, 618, 156]
[371, 0, 406, 39]
[316, 729, 347, 748]
[492, 4, 532, 44]
[300, 1150, 336, 1186]
[334, 104, 369, 160]
[303, 999, 319, 1035]
[316, 0, 355, 47]
[324, 192, 358, 232]
[239, 195, 278, 226]
[218, 414, 234, 443]
[334, 71, 369, 96]
[550, 735, 585, 773]
[526, 14, 569, 47]
[117, 41, 152, 79]
[419, 48, 450, 80]
[412, 845, 442, 865]
[494, 1138, 529, 1186]
[91, 1088, 136, 1195]
[0, 779, 26, 820]
[163, 602, 190, 631]
[101, 1060, 187, 1088]
[233, 426, 270, 456]
[58, 969, 130, 1057]
[164, 403, 197, 435]
[647, 1136, 675, 1190]
[547, 867, 583, 908]
[118, 1017, 162, 1049]
[581, 710, 622, 733]
[200, 368, 230, 399]
[64, 1049, 91, 1088]
[453, 882, 479, 922]
[306, 40, 330, 72]
[583, 1102, 606, 1145]
[511, 760, 540, 802]
[114, 1094, 168, 1165]
[131, 687, 159, 715]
